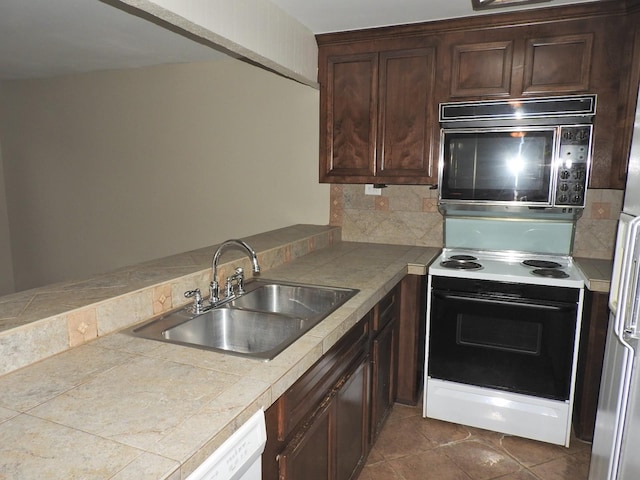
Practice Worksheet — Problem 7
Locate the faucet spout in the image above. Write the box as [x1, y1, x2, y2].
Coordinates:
[210, 239, 260, 305]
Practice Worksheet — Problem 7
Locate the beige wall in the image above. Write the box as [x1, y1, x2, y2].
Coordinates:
[0, 59, 328, 292]
[0, 135, 15, 295]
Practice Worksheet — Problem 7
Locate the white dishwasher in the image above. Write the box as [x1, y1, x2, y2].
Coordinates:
[187, 409, 267, 480]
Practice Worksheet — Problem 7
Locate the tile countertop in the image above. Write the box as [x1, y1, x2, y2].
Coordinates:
[574, 257, 614, 293]
[0, 237, 438, 479]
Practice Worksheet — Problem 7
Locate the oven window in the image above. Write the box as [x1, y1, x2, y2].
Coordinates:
[457, 314, 542, 355]
[429, 288, 578, 400]
[440, 128, 554, 203]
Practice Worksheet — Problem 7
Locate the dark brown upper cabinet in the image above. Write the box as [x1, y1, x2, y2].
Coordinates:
[522, 33, 593, 95]
[449, 40, 514, 98]
[317, 0, 638, 189]
[319, 44, 438, 185]
[444, 31, 594, 100]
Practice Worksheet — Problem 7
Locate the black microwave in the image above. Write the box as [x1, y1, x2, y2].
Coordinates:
[438, 95, 595, 210]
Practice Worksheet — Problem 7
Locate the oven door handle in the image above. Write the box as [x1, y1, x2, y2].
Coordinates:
[434, 291, 574, 311]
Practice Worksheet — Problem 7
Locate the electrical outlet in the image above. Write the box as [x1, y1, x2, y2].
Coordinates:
[364, 184, 382, 196]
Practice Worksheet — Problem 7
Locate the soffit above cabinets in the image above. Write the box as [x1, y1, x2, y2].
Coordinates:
[269, 0, 601, 34]
[0, 0, 602, 85]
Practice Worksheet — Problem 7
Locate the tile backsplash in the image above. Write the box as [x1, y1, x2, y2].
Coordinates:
[332, 184, 622, 260]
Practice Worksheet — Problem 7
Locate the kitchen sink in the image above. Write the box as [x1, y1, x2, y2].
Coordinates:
[128, 279, 358, 360]
[164, 308, 311, 357]
[228, 282, 354, 318]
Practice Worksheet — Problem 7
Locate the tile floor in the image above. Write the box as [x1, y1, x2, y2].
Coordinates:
[359, 402, 592, 480]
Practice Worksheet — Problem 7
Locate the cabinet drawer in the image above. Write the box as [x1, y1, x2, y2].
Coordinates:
[373, 286, 398, 334]
[276, 314, 371, 440]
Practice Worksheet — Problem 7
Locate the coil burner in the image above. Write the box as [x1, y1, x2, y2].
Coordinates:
[522, 259, 563, 269]
[531, 268, 570, 279]
[450, 255, 478, 261]
[440, 255, 482, 270]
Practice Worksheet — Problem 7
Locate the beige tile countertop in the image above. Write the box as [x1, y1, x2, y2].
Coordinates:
[575, 257, 613, 293]
[0, 225, 438, 480]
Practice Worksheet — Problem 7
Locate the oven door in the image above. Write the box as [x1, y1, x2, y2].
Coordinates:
[428, 277, 579, 401]
[439, 127, 556, 206]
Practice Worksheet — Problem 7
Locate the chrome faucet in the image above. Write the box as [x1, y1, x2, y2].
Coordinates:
[184, 288, 204, 314]
[210, 239, 260, 306]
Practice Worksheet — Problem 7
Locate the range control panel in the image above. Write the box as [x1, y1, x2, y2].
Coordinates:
[554, 125, 592, 207]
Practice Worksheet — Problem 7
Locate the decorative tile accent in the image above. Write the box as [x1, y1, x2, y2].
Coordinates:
[375, 196, 390, 211]
[66, 307, 98, 348]
[283, 244, 293, 263]
[590, 202, 611, 220]
[423, 197, 438, 213]
[330, 208, 343, 225]
[152, 284, 173, 315]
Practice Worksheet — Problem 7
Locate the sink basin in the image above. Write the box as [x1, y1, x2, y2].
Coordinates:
[128, 279, 358, 360]
[229, 282, 355, 318]
[163, 308, 311, 357]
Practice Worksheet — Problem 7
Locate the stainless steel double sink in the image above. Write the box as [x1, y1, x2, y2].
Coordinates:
[128, 279, 358, 360]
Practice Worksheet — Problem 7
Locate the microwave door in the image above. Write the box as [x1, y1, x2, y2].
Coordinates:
[439, 128, 554, 206]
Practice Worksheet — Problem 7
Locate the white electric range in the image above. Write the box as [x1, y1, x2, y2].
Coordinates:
[423, 216, 587, 447]
[430, 248, 586, 288]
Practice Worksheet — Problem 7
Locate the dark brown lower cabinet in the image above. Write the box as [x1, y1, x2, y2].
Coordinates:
[396, 274, 426, 405]
[336, 359, 370, 480]
[573, 290, 610, 441]
[370, 302, 399, 443]
[263, 313, 371, 480]
[264, 277, 425, 479]
[279, 357, 369, 480]
[279, 400, 332, 480]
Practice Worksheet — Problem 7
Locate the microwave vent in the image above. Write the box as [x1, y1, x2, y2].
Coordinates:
[440, 95, 596, 127]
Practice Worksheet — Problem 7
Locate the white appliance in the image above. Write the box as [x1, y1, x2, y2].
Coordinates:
[186, 409, 267, 480]
[423, 218, 586, 447]
[589, 84, 640, 479]
[423, 96, 594, 448]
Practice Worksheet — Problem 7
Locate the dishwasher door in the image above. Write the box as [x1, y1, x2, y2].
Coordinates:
[186, 409, 267, 480]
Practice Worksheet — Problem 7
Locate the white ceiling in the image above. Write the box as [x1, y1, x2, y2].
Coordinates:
[0, 0, 601, 81]
[269, 0, 601, 34]
[0, 0, 229, 80]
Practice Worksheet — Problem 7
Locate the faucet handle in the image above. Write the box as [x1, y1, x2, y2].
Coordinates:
[209, 280, 220, 306]
[184, 288, 204, 315]
[235, 267, 245, 294]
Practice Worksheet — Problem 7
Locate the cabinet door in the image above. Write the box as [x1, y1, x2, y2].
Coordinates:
[449, 40, 514, 98]
[573, 291, 609, 441]
[370, 318, 398, 443]
[336, 358, 370, 480]
[279, 399, 333, 480]
[522, 33, 593, 95]
[321, 53, 378, 182]
[397, 274, 427, 405]
[376, 48, 437, 183]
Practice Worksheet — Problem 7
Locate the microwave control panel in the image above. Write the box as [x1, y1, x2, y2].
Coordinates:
[554, 125, 592, 207]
